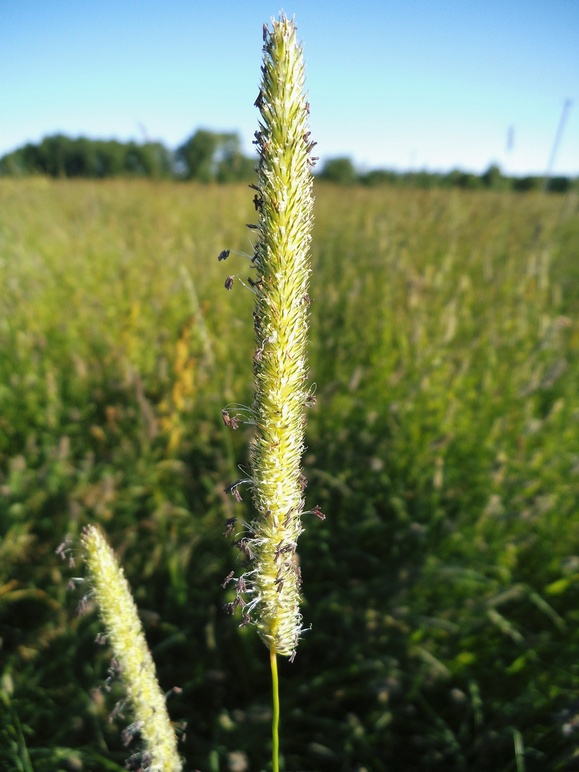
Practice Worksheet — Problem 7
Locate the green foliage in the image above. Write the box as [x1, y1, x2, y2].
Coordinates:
[4, 136, 577, 194]
[318, 156, 357, 185]
[0, 135, 174, 179]
[327, 157, 579, 194]
[175, 130, 219, 182]
[360, 169, 400, 188]
[0, 131, 256, 183]
[1, 180, 578, 770]
[481, 163, 507, 191]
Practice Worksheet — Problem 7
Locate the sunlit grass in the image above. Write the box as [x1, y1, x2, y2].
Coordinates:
[0, 179, 578, 770]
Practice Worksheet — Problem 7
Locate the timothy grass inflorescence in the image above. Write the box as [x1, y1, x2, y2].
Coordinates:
[223, 15, 317, 661]
[81, 525, 181, 772]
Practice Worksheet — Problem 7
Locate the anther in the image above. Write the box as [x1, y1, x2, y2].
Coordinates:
[224, 481, 244, 501]
[234, 538, 255, 560]
[221, 571, 235, 588]
[76, 595, 89, 615]
[221, 409, 240, 429]
[311, 505, 326, 520]
[223, 517, 237, 537]
[254, 340, 266, 362]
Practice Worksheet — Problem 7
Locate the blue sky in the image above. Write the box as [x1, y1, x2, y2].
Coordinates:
[2, 0, 578, 176]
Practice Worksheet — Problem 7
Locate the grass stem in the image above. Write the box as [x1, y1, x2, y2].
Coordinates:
[270, 647, 280, 772]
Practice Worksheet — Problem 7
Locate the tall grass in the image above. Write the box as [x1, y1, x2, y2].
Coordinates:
[0, 178, 578, 770]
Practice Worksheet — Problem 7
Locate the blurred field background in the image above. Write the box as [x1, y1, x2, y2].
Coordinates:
[0, 179, 578, 771]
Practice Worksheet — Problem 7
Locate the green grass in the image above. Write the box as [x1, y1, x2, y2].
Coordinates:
[0, 178, 578, 771]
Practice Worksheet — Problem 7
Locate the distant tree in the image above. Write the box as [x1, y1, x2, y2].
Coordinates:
[411, 170, 445, 189]
[67, 137, 97, 177]
[175, 130, 219, 181]
[0, 143, 40, 176]
[444, 169, 482, 190]
[98, 141, 127, 177]
[0, 135, 174, 179]
[176, 129, 253, 182]
[360, 169, 398, 187]
[126, 141, 173, 178]
[123, 142, 155, 177]
[482, 163, 509, 191]
[142, 141, 173, 179]
[215, 133, 255, 182]
[318, 157, 357, 185]
[544, 176, 572, 193]
[37, 134, 70, 176]
[512, 175, 542, 192]
[4, 133, 569, 192]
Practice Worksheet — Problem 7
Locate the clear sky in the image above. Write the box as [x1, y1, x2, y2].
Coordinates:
[2, 0, 578, 176]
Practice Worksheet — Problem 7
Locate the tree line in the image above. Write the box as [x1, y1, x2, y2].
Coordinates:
[1, 131, 576, 192]
[0, 130, 255, 182]
[318, 156, 579, 193]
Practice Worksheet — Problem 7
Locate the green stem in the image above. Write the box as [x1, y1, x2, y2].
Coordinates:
[270, 647, 280, 772]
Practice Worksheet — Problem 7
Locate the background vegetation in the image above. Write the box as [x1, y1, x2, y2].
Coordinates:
[0, 179, 578, 771]
[2, 133, 578, 193]
[0, 132, 254, 184]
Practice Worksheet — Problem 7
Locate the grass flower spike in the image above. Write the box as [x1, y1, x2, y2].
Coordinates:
[249, 15, 315, 659]
[220, 17, 318, 769]
[81, 525, 181, 772]
[224, 15, 317, 661]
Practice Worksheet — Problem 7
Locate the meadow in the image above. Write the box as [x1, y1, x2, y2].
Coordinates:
[0, 178, 578, 771]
